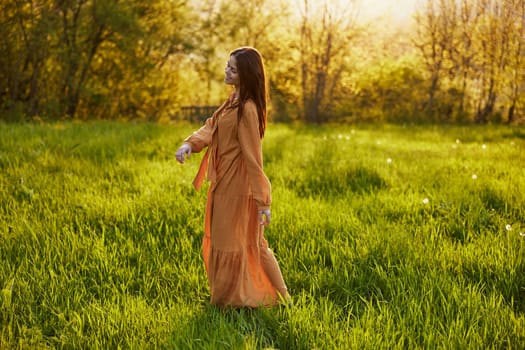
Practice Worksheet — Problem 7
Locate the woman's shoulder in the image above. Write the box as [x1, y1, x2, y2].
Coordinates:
[241, 100, 258, 122]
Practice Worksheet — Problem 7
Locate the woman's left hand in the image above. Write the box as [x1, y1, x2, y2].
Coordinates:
[259, 209, 271, 226]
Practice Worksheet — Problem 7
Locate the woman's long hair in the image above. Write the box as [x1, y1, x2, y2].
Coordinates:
[230, 47, 267, 138]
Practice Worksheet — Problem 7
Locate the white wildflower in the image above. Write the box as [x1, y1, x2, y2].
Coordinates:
[505, 224, 512, 231]
[482, 144, 487, 149]
[386, 158, 392, 164]
[519, 232, 525, 237]
[422, 198, 429, 204]
[472, 174, 477, 180]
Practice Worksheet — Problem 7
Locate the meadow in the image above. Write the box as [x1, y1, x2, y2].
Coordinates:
[0, 120, 524, 349]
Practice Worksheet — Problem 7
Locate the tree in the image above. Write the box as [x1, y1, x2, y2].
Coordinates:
[0, 0, 194, 121]
[449, 0, 481, 116]
[297, 0, 359, 123]
[499, 0, 524, 123]
[414, 0, 525, 123]
[414, 0, 458, 119]
[0, 0, 56, 120]
[185, 0, 291, 107]
[54, 0, 113, 118]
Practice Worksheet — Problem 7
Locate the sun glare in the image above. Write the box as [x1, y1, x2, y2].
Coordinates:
[358, 0, 418, 23]
[291, 0, 418, 26]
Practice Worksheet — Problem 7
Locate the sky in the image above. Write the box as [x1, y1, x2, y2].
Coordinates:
[291, 0, 420, 27]
[357, 0, 419, 24]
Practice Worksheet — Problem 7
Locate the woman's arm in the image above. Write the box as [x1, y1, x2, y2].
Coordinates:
[175, 102, 225, 163]
[238, 101, 272, 211]
[183, 113, 216, 153]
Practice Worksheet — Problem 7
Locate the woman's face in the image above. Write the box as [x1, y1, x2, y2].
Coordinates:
[224, 56, 240, 87]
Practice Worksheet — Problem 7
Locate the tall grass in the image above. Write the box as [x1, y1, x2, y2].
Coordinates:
[1, 120, 524, 349]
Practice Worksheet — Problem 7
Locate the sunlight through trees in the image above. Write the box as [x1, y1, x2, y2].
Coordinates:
[0, 0, 523, 123]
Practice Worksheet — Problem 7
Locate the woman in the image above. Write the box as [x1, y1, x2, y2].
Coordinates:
[175, 47, 289, 307]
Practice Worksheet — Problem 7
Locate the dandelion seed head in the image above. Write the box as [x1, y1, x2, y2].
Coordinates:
[422, 198, 429, 204]
[386, 158, 392, 164]
[472, 174, 477, 180]
[506, 224, 512, 231]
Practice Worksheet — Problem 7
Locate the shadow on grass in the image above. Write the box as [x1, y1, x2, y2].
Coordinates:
[291, 166, 387, 198]
[170, 304, 282, 349]
[287, 135, 387, 198]
[502, 128, 525, 140]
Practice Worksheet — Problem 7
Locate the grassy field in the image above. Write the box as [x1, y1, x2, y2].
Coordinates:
[1, 120, 524, 349]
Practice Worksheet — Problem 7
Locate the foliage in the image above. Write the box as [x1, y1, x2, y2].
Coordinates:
[414, 0, 525, 123]
[1, 0, 524, 124]
[293, 1, 360, 123]
[0, 0, 193, 121]
[1, 121, 524, 348]
[342, 54, 426, 123]
[184, 0, 293, 108]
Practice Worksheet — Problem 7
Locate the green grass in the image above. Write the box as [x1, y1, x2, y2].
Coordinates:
[1, 120, 524, 349]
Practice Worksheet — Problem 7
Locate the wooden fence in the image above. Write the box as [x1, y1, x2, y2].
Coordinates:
[177, 106, 219, 123]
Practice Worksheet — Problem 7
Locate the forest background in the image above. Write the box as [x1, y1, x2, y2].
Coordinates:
[1, 0, 524, 125]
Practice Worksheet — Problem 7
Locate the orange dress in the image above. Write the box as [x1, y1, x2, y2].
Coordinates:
[184, 95, 288, 307]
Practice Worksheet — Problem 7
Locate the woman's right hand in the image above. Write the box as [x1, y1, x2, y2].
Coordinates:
[175, 143, 192, 164]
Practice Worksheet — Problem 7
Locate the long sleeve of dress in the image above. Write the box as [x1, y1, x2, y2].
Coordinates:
[184, 114, 215, 153]
[238, 102, 272, 210]
[184, 102, 228, 190]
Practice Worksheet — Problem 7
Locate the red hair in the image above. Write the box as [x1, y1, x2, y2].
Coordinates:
[230, 47, 267, 138]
